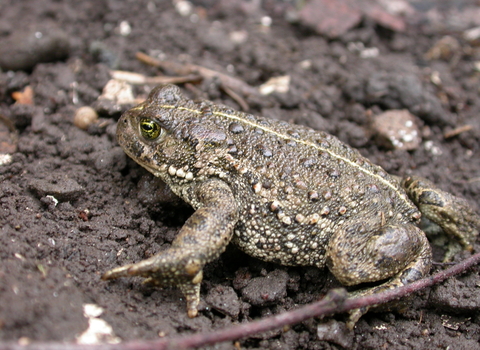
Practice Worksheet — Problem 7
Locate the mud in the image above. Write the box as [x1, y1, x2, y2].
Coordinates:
[1, 0, 480, 348]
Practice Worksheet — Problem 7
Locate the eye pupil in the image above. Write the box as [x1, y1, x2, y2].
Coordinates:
[140, 118, 161, 140]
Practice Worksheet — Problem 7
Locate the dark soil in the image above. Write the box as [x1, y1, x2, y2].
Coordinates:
[1, 0, 480, 349]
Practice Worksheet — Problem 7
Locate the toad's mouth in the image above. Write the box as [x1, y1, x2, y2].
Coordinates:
[119, 143, 164, 177]
[139, 162, 164, 177]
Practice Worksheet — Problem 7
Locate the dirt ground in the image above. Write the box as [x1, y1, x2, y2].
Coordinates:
[1, 0, 480, 349]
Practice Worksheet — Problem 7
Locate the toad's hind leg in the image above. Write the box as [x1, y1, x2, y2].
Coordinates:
[102, 179, 238, 318]
[326, 221, 432, 326]
[403, 176, 480, 260]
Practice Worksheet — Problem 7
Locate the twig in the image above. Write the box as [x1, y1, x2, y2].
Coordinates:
[110, 70, 202, 85]
[467, 177, 480, 184]
[443, 124, 473, 139]
[2, 251, 480, 350]
[135, 52, 259, 98]
[110, 70, 249, 110]
[221, 84, 250, 111]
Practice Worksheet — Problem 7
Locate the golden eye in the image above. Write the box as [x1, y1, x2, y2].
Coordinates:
[139, 118, 162, 140]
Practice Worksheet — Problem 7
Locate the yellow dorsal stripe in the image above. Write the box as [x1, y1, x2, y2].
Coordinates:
[159, 104, 413, 208]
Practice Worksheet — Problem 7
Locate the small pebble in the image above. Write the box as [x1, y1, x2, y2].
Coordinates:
[372, 109, 421, 151]
[241, 269, 289, 306]
[74, 106, 98, 130]
[317, 319, 353, 348]
[205, 286, 240, 318]
[0, 154, 13, 166]
[99, 79, 135, 105]
[29, 176, 84, 202]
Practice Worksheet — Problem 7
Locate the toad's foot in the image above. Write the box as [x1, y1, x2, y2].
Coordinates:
[102, 179, 238, 317]
[403, 176, 480, 260]
[102, 248, 205, 317]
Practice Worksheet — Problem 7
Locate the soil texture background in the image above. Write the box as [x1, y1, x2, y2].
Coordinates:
[1, 0, 480, 349]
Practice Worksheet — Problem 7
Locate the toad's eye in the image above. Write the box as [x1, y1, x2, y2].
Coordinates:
[139, 118, 162, 140]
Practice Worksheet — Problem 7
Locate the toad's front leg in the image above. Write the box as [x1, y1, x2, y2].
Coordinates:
[102, 179, 238, 317]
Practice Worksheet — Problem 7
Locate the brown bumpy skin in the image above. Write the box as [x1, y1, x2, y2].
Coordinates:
[103, 84, 479, 324]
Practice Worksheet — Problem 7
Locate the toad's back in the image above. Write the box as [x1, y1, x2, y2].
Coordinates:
[181, 102, 420, 267]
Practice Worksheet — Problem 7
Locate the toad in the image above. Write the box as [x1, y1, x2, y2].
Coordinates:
[103, 85, 479, 323]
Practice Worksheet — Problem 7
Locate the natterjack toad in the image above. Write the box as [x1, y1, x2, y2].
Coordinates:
[103, 85, 479, 322]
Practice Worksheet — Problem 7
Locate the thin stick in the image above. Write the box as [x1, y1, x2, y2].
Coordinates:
[110, 70, 202, 85]
[444, 125, 473, 139]
[135, 52, 259, 97]
[221, 84, 250, 111]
